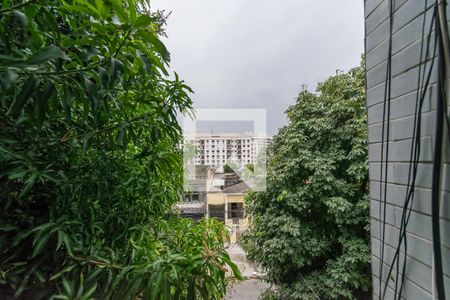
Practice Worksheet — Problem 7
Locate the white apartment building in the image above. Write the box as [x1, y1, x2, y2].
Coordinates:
[185, 133, 271, 167]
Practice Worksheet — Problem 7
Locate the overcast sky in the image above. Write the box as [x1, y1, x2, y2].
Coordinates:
[151, 0, 364, 135]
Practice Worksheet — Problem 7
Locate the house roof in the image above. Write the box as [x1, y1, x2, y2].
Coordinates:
[194, 165, 211, 177]
[223, 181, 250, 194]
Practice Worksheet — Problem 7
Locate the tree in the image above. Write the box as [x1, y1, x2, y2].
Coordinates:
[223, 164, 234, 173]
[0, 0, 240, 298]
[245, 164, 254, 172]
[242, 63, 370, 299]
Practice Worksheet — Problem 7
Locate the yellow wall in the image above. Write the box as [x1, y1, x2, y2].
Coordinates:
[206, 193, 226, 205]
[227, 194, 244, 202]
[207, 192, 249, 244]
[206, 193, 244, 204]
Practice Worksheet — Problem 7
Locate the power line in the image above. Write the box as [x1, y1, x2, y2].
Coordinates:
[379, 1, 448, 299]
[378, 0, 394, 298]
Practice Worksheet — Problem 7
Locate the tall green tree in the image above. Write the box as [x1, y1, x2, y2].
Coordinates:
[242, 63, 370, 299]
[0, 0, 240, 298]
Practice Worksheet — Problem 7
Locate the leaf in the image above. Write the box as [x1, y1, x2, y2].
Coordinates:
[127, 0, 136, 25]
[8, 169, 27, 180]
[138, 31, 170, 62]
[72, 0, 98, 16]
[135, 15, 152, 27]
[32, 231, 51, 258]
[136, 50, 150, 72]
[19, 173, 38, 198]
[56, 230, 64, 251]
[7, 75, 40, 117]
[126, 278, 142, 298]
[62, 232, 74, 256]
[0, 224, 18, 232]
[34, 270, 46, 283]
[63, 85, 73, 120]
[36, 81, 55, 122]
[187, 277, 196, 300]
[150, 271, 163, 300]
[62, 277, 74, 298]
[99, 66, 109, 87]
[83, 77, 95, 96]
[222, 254, 244, 280]
[199, 284, 208, 299]
[13, 10, 28, 27]
[94, 0, 104, 16]
[14, 273, 31, 297]
[0, 54, 24, 63]
[42, 8, 60, 39]
[109, 58, 122, 82]
[52, 296, 69, 300]
[82, 138, 90, 153]
[80, 47, 99, 62]
[109, 266, 133, 291]
[163, 276, 170, 299]
[49, 265, 76, 281]
[13, 230, 34, 247]
[25, 46, 71, 65]
[0, 69, 18, 90]
[85, 268, 102, 284]
[116, 126, 125, 145]
[0, 0, 10, 11]
[82, 283, 98, 299]
[112, 1, 127, 21]
[30, 222, 56, 234]
[71, 28, 91, 37]
[76, 273, 84, 298]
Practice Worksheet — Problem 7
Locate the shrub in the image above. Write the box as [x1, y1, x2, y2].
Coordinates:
[0, 0, 240, 298]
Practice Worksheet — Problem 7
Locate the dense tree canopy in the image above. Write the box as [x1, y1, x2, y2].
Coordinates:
[242, 63, 371, 299]
[0, 0, 239, 298]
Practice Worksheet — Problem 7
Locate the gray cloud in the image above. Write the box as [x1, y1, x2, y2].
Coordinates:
[152, 0, 364, 134]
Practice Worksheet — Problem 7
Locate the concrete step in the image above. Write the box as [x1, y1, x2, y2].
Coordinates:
[229, 252, 246, 262]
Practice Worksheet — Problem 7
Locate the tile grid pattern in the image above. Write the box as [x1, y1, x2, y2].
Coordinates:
[365, 1, 450, 299]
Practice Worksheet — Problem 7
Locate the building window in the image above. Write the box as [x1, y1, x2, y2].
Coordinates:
[228, 202, 243, 219]
[209, 204, 225, 223]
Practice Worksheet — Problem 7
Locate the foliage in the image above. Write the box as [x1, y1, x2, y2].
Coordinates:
[0, 0, 240, 298]
[245, 164, 255, 173]
[241, 64, 371, 299]
[223, 164, 234, 173]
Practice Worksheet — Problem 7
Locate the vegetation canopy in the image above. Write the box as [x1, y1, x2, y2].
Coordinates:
[242, 63, 371, 300]
[0, 0, 240, 298]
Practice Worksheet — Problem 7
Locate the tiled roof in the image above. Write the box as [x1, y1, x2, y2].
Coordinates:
[222, 182, 250, 194]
